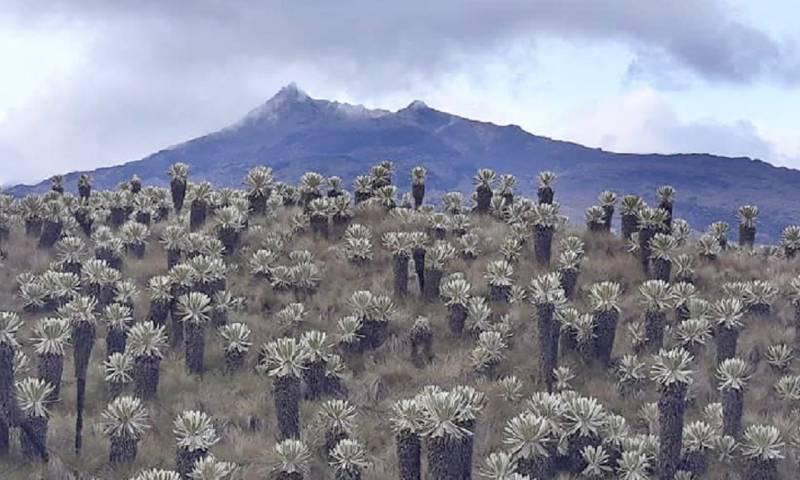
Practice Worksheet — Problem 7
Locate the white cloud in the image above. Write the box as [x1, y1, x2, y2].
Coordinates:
[1, 1, 799, 185]
[552, 88, 797, 166]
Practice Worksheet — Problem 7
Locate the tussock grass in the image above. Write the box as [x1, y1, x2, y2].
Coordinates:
[1, 194, 800, 480]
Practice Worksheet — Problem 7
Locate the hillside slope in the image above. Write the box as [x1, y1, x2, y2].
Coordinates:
[9, 84, 800, 240]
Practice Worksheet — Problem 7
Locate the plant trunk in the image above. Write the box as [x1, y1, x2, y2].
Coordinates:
[748, 303, 770, 317]
[745, 458, 777, 480]
[224, 350, 244, 374]
[25, 218, 43, 237]
[397, 431, 421, 480]
[274, 375, 301, 439]
[593, 310, 618, 366]
[560, 325, 579, 355]
[660, 201, 673, 230]
[559, 268, 578, 298]
[134, 355, 161, 400]
[602, 205, 614, 232]
[108, 380, 125, 399]
[128, 242, 145, 259]
[276, 472, 303, 480]
[135, 211, 151, 225]
[518, 455, 554, 480]
[97, 285, 117, 311]
[110, 207, 127, 229]
[324, 427, 348, 459]
[189, 201, 206, 232]
[177, 446, 207, 479]
[39, 220, 63, 248]
[75, 375, 86, 455]
[715, 327, 739, 364]
[475, 186, 492, 213]
[674, 272, 693, 285]
[325, 374, 347, 398]
[0, 344, 15, 456]
[171, 180, 186, 213]
[533, 226, 554, 267]
[410, 330, 433, 368]
[302, 359, 326, 400]
[248, 192, 267, 216]
[676, 304, 690, 323]
[413, 248, 426, 294]
[739, 225, 756, 247]
[454, 419, 475, 480]
[332, 215, 350, 239]
[422, 268, 443, 301]
[538, 187, 553, 205]
[638, 227, 655, 275]
[63, 260, 82, 277]
[300, 191, 322, 212]
[393, 254, 409, 298]
[335, 469, 361, 480]
[72, 322, 95, 454]
[309, 215, 328, 238]
[412, 184, 425, 209]
[369, 320, 389, 349]
[211, 310, 228, 328]
[156, 205, 170, 221]
[184, 322, 205, 375]
[587, 221, 605, 233]
[149, 299, 170, 327]
[106, 326, 128, 358]
[621, 213, 638, 240]
[566, 433, 601, 473]
[658, 383, 687, 480]
[75, 209, 93, 236]
[794, 305, 800, 353]
[537, 303, 558, 392]
[38, 353, 64, 405]
[489, 284, 510, 302]
[448, 304, 467, 335]
[680, 450, 707, 478]
[354, 191, 371, 204]
[722, 388, 744, 438]
[0, 415, 6, 457]
[167, 248, 181, 269]
[644, 310, 666, 352]
[651, 258, 671, 282]
[218, 227, 239, 255]
[20, 415, 48, 461]
[109, 436, 138, 464]
[426, 434, 460, 480]
[170, 291, 187, 348]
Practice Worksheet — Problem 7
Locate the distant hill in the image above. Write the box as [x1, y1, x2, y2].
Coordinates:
[9, 83, 800, 240]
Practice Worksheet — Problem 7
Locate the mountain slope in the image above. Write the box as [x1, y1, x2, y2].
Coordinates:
[9, 84, 800, 240]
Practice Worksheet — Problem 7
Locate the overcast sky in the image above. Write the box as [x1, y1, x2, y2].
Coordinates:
[1, 0, 799, 185]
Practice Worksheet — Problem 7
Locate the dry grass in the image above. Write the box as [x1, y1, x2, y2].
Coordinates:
[1, 203, 799, 479]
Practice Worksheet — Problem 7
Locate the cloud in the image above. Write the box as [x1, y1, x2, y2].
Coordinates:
[556, 88, 797, 165]
[0, 1, 798, 184]
[6, 1, 797, 86]
[0, 143, 30, 186]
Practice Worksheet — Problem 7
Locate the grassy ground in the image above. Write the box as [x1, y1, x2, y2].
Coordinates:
[0, 201, 798, 479]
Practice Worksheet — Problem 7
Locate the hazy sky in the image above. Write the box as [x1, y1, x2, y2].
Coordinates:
[1, 0, 799, 185]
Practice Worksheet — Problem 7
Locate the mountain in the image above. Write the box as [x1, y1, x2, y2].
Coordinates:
[8, 83, 800, 241]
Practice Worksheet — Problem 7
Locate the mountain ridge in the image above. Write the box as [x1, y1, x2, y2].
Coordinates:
[8, 83, 800, 241]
